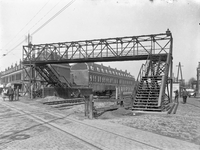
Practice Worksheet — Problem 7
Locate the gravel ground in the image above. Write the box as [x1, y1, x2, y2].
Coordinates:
[22, 96, 200, 145]
[54, 96, 200, 145]
[107, 98, 200, 145]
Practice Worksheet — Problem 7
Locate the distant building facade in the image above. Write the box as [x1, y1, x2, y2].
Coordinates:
[0, 61, 135, 96]
[0, 61, 71, 94]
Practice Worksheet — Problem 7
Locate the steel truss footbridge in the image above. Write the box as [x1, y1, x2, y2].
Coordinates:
[22, 29, 173, 112]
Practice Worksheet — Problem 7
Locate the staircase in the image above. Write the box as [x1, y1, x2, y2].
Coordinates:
[132, 54, 170, 111]
[35, 64, 71, 88]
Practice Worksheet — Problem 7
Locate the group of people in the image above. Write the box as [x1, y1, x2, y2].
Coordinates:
[174, 88, 189, 104]
[1, 86, 14, 101]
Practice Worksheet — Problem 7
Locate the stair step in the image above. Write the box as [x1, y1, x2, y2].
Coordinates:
[135, 99, 158, 101]
[134, 100, 158, 103]
[134, 100, 158, 102]
[133, 100, 158, 103]
[133, 106, 159, 109]
[136, 93, 159, 94]
[142, 76, 162, 79]
[137, 88, 160, 90]
[137, 93, 159, 95]
[132, 107, 162, 112]
[136, 94, 159, 96]
[136, 95, 159, 97]
[133, 103, 158, 106]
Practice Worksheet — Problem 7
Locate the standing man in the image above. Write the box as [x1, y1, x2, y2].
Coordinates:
[8, 86, 14, 101]
[2, 87, 7, 101]
[174, 90, 179, 103]
[182, 88, 188, 104]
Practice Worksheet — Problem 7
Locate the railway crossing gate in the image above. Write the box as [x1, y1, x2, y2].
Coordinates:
[22, 29, 173, 112]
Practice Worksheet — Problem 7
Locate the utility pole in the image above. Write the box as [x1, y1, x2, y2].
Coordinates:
[28, 34, 33, 99]
[176, 62, 184, 97]
[176, 62, 183, 83]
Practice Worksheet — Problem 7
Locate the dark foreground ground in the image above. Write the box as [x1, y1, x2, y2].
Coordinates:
[38, 96, 200, 145]
[0, 95, 199, 150]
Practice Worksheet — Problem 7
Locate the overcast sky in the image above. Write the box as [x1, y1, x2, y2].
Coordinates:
[0, 0, 200, 82]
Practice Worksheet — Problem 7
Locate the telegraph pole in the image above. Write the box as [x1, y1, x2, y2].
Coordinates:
[28, 34, 33, 99]
[176, 62, 184, 96]
[176, 62, 183, 83]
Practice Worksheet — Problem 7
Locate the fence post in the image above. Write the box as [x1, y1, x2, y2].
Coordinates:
[42, 87, 44, 98]
[16, 86, 19, 101]
[84, 96, 89, 117]
[88, 94, 93, 119]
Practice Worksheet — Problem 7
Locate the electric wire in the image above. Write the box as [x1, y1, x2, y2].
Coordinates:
[1, 0, 75, 59]
[29, 0, 64, 34]
[31, 0, 75, 35]
[2, 0, 51, 51]
[0, 39, 25, 58]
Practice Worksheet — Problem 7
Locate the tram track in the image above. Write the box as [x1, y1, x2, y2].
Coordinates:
[1, 101, 164, 150]
[1, 102, 103, 150]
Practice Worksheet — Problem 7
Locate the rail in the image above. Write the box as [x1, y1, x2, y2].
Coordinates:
[49, 64, 71, 88]
[22, 31, 172, 65]
[132, 55, 151, 106]
[158, 50, 171, 107]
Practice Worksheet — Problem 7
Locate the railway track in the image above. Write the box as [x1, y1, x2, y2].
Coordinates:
[1, 102, 102, 150]
[1, 101, 164, 150]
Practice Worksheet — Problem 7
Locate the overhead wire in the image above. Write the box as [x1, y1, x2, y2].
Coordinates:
[2, 0, 51, 51]
[31, 0, 76, 35]
[29, 0, 64, 34]
[1, 0, 75, 59]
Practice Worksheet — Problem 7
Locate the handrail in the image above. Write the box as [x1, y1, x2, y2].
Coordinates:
[48, 64, 71, 88]
[132, 54, 151, 106]
[157, 52, 170, 107]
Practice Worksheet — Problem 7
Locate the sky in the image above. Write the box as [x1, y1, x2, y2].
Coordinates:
[0, 0, 200, 82]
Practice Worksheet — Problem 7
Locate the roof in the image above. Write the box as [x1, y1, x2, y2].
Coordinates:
[71, 63, 134, 79]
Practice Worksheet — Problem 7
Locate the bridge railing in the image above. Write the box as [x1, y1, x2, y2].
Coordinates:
[22, 31, 172, 64]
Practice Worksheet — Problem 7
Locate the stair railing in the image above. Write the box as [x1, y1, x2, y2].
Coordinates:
[157, 52, 170, 107]
[132, 55, 151, 106]
[48, 64, 71, 88]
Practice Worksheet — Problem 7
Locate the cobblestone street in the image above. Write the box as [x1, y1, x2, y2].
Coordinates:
[0, 96, 200, 150]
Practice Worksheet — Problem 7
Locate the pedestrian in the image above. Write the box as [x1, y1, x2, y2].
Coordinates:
[182, 88, 188, 104]
[2, 87, 8, 101]
[174, 90, 179, 103]
[8, 86, 14, 101]
[77, 89, 81, 98]
[71, 92, 75, 98]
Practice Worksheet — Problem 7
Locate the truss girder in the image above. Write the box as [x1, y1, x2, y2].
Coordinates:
[23, 32, 172, 64]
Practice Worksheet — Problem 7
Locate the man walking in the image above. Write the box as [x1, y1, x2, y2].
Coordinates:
[182, 88, 188, 104]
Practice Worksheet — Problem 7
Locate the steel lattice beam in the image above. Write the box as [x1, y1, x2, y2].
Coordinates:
[22, 30, 172, 65]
